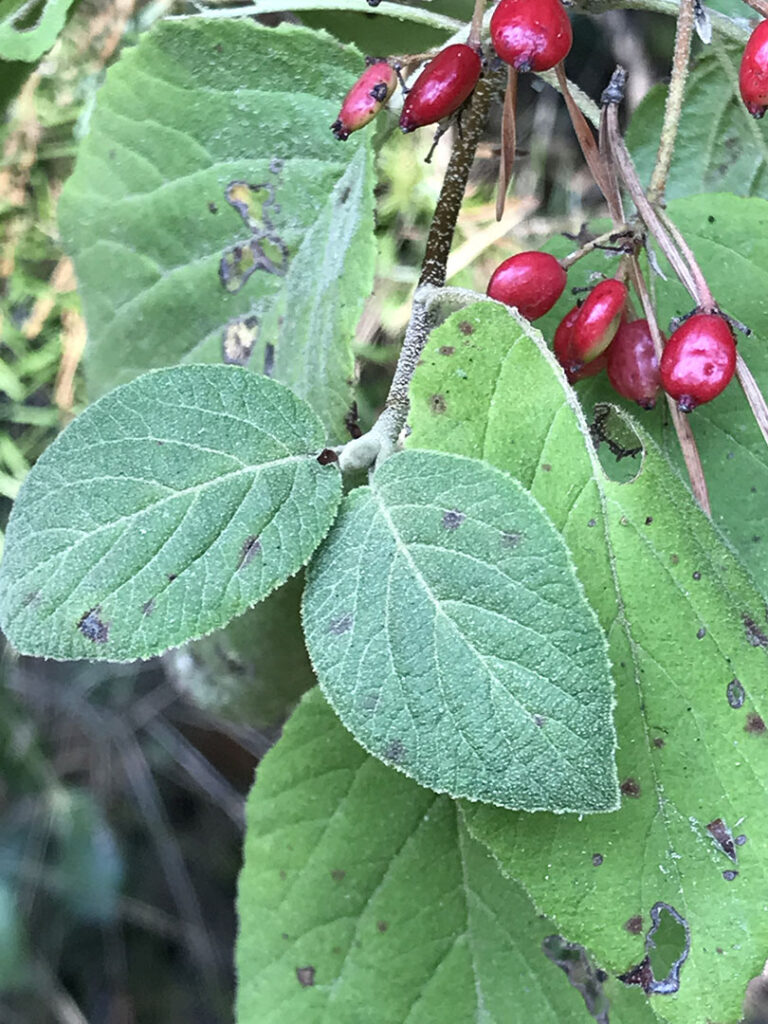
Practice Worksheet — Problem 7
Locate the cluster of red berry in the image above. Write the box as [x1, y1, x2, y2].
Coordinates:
[486, 252, 737, 412]
[332, 0, 569, 140]
[330, 0, 743, 414]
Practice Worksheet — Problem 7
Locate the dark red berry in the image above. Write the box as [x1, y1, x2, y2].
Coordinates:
[490, 0, 572, 73]
[332, 62, 398, 140]
[553, 305, 607, 382]
[607, 319, 662, 410]
[399, 44, 482, 133]
[740, 20, 768, 118]
[660, 313, 736, 412]
[570, 279, 628, 367]
[487, 251, 566, 320]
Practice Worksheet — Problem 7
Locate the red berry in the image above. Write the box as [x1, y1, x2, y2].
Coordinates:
[332, 62, 398, 140]
[570, 279, 628, 367]
[660, 313, 736, 412]
[490, 0, 572, 73]
[399, 44, 482, 133]
[553, 305, 607, 382]
[606, 319, 662, 410]
[740, 20, 768, 118]
[487, 251, 566, 320]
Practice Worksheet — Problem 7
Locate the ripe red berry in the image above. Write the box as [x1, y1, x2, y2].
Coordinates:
[490, 0, 572, 73]
[399, 44, 482, 133]
[570, 279, 628, 367]
[660, 313, 736, 412]
[487, 251, 566, 320]
[606, 319, 662, 410]
[553, 305, 607, 382]
[740, 20, 768, 118]
[332, 62, 398, 140]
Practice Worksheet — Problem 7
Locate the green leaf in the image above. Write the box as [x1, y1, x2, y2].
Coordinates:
[0, 0, 75, 62]
[408, 302, 768, 1024]
[567, 194, 768, 594]
[627, 43, 768, 201]
[0, 365, 342, 661]
[302, 447, 618, 813]
[236, 687, 653, 1023]
[59, 19, 376, 441]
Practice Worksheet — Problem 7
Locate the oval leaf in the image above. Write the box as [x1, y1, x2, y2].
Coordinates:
[59, 19, 376, 441]
[409, 302, 768, 1024]
[0, 365, 342, 661]
[302, 448, 618, 813]
[236, 688, 655, 1023]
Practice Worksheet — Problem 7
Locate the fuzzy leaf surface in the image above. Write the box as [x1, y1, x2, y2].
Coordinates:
[0, 366, 342, 661]
[302, 447, 617, 813]
[627, 45, 768, 201]
[236, 687, 655, 1023]
[408, 302, 768, 1024]
[0, 0, 75, 60]
[58, 19, 375, 441]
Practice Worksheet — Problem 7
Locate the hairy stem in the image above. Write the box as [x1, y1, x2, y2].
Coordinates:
[648, 0, 695, 203]
[338, 74, 496, 472]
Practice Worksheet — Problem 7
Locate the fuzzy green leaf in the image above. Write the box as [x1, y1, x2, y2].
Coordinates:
[408, 302, 768, 1024]
[627, 44, 768, 201]
[0, 0, 75, 61]
[236, 687, 655, 1023]
[302, 448, 617, 813]
[0, 366, 342, 661]
[59, 19, 375, 441]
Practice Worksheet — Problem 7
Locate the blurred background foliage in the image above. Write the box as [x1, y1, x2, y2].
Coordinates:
[1, 0, 678, 1019]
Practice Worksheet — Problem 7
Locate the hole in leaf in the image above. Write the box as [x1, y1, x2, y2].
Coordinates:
[542, 935, 610, 1024]
[589, 403, 645, 484]
[619, 902, 690, 995]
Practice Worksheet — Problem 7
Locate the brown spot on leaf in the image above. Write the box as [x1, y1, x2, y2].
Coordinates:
[331, 869, 346, 882]
[442, 509, 465, 530]
[722, 870, 738, 881]
[696, 627, 707, 639]
[438, 345, 455, 356]
[296, 966, 315, 987]
[430, 393, 446, 414]
[736, 834, 748, 846]
[541, 463, 552, 472]
[458, 321, 474, 335]
[743, 614, 768, 647]
[592, 853, 603, 867]
[619, 957, 654, 989]
[208, 201, 218, 213]
[645, 516, 653, 525]
[692, 571, 701, 581]
[533, 714, 545, 727]
[501, 530, 523, 547]
[329, 613, 353, 635]
[745, 712, 766, 734]
[652, 737, 665, 748]
[707, 818, 736, 861]
[77, 607, 109, 644]
[620, 777, 641, 798]
[238, 536, 262, 570]
[670, 553, 679, 565]
[168, 574, 177, 582]
[377, 920, 388, 933]
[142, 599, 155, 617]
[625, 916, 643, 934]
[279, 870, 287, 880]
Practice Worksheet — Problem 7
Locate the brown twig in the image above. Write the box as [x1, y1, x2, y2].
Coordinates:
[647, 0, 696, 204]
[559, 226, 634, 269]
[496, 66, 518, 221]
[468, 0, 486, 48]
[655, 206, 716, 311]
